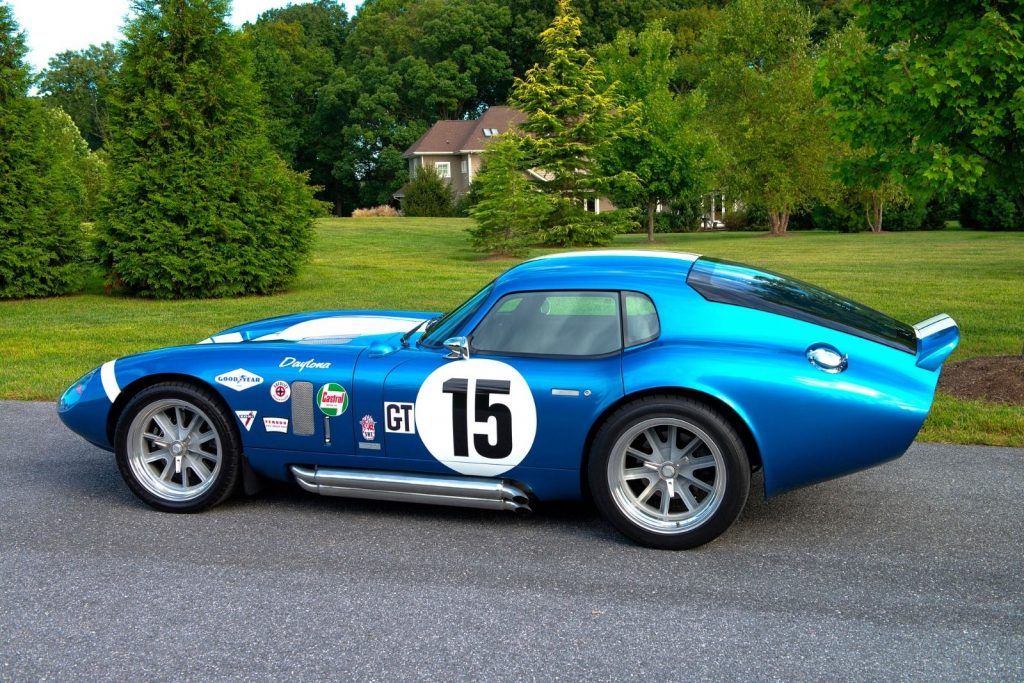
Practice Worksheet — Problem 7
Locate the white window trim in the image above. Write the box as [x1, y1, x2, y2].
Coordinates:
[434, 161, 451, 179]
[460, 159, 468, 174]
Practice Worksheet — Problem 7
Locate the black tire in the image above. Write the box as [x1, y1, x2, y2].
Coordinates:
[114, 382, 242, 512]
[587, 395, 750, 549]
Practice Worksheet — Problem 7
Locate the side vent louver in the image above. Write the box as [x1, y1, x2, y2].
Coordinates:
[291, 381, 315, 435]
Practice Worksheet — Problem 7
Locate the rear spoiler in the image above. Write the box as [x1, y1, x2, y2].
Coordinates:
[914, 314, 960, 371]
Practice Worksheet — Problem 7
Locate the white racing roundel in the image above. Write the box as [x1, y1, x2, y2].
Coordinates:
[415, 359, 537, 476]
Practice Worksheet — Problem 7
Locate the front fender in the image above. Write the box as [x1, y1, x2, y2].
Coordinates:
[60, 342, 362, 454]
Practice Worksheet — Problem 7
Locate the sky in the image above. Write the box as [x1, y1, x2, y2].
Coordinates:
[9, 0, 363, 73]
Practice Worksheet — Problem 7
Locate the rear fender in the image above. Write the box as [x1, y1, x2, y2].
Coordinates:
[624, 324, 939, 497]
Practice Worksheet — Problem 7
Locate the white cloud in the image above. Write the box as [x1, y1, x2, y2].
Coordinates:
[9, 0, 362, 73]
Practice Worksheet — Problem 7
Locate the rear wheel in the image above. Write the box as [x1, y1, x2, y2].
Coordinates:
[588, 396, 750, 549]
[114, 382, 241, 512]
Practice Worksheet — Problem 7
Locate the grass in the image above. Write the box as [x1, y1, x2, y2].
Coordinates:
[1, 217, 1021, 445]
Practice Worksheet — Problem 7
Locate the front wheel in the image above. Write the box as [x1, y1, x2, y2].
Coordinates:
[588, 396, 750, 549]
[114, 382, 242, 512]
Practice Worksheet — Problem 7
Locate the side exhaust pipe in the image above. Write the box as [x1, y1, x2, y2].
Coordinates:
[290, 466, 532, 514]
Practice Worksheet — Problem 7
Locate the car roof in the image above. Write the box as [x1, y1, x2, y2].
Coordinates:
[495, 250, 701, 289]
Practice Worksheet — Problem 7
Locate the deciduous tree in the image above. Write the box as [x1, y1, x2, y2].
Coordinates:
[816, 4, 1023, 202]
[701, 0, 834, 235]
[598, 21, 715, 240]
[38, 42, 120, 150]
[243, 1, 348, 209]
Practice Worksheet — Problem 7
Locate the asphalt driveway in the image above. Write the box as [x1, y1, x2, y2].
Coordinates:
[0, 400, 1021, 680]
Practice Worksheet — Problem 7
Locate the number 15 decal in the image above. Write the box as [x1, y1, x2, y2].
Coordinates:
[416, 359, 537, 476]
[442, 378, 512, 459]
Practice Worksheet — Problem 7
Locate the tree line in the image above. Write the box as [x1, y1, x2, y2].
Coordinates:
[468, 0, 1023, 253]
[1, 0, 1021, 296]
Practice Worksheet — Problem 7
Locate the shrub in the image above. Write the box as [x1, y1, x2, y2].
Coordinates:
[351, 205, 400, 217]
[97, 0, 323, 299]
[884, 196, 928, 231]
[650, 208, 700, 233]
[722, 204, 771, 231]
[543, 204, 633, 247]
[402, 166, 455, 217]
[921, 194, 958, 230]
[0, 7, 88, 299]
[959, 187, 1024, 231]
[454, 184, 481, 217]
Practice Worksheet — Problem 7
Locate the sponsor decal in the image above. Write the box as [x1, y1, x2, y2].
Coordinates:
[263, 417, 289, 433]
[235, 410, 257, 432]
[270, 380, 291, 403]
[215, 368, 264, 392]
[280, 357, 332, 372]
[317, 383, 349, 417]
[360, 414, 376, 441]
[415, 359, 536, 477]
[384, 402, 415, 434]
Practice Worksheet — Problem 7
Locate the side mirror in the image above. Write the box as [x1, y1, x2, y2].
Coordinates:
[443, 336, 470, 360]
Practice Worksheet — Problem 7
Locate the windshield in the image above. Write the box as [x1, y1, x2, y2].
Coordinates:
[419, 282, 495, 348]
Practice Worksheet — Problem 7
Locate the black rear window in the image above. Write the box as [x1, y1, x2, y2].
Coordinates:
[686, 257, 917, 354]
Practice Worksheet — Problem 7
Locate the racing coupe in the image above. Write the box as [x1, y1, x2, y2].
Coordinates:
[58, 251, 960, 549]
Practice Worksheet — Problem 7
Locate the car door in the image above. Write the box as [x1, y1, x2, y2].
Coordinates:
[379, 290, 625, 484]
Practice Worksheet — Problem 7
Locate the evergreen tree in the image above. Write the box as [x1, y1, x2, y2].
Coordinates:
[98, 0, 323, 299]
[402, 166, 455, 217]
[510, 0, 636, 246]
[0, 3, 88, 299]
[468, 134, 553, 256]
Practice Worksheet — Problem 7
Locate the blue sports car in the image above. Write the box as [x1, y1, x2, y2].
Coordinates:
[58, 251, 960, 549]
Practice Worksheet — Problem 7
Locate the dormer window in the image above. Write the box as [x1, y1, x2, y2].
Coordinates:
[483, 128, 499, 137]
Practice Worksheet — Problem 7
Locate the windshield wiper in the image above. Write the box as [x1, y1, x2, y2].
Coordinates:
[400, 316, 441, 348]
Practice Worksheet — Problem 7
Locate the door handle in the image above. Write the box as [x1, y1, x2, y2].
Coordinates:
[806, 344, 848, 374]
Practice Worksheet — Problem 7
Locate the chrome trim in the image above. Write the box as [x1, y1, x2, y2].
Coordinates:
[551, 389, 580, 396]
[290, 466, 531, 513]
[806, 344, 848, 374]
[443, 336, 470, 360]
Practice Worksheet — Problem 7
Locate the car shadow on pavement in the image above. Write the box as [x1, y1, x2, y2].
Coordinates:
[60, 445, 831, 550]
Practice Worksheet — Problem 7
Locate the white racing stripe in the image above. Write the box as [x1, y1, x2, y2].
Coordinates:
[528, 249, 700, 262]
[254, 316, 426, 342]
[197, 332, 245, 344]
[100, 360, 120, 403]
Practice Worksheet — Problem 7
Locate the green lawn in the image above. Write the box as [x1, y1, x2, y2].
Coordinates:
[2, 218, 1021, 445]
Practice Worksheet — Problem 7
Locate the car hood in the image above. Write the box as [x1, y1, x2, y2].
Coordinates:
[198, 309, 438, 347]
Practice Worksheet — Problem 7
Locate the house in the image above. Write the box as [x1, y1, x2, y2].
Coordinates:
[395, 105, 614, 213]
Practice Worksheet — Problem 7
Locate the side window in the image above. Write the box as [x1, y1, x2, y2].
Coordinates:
[623, 292, 660, 347]
[472, 291, 622, 357]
